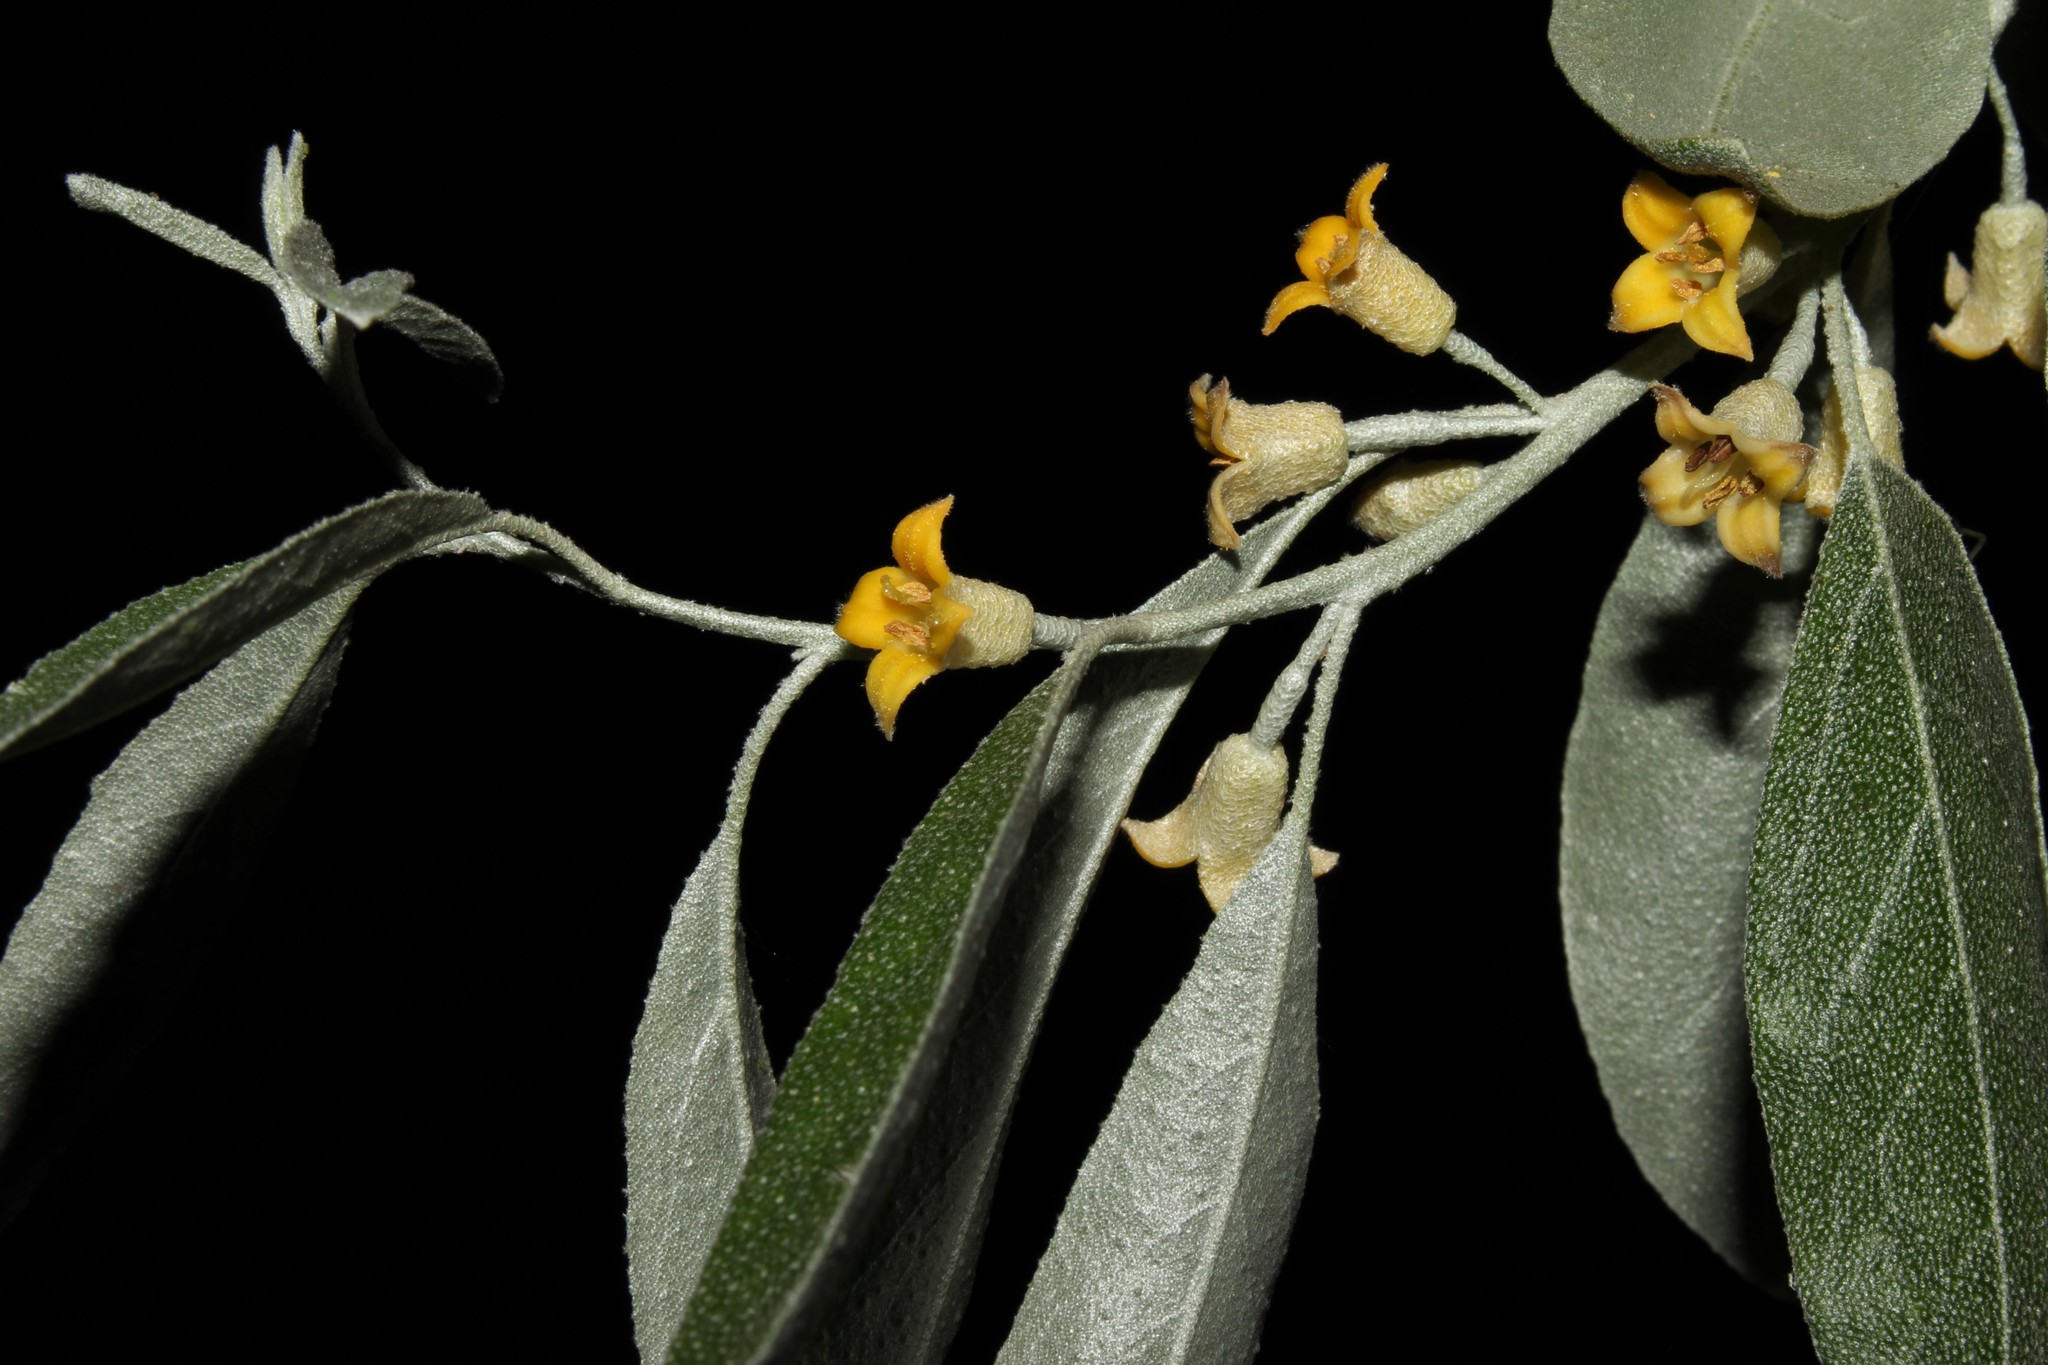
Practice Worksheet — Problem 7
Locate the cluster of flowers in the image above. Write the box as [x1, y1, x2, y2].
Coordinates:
[831, 161, 2045, 909]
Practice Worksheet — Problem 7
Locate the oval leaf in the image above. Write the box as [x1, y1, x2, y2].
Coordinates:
[0, 490, 493, 761]
[788, 476, 1363, 1364]
[666, 658, 1092, 1364]
[1747, 455, 2048, 1363]
[1560, 513, 1814, 1286]
[1549, 0, 1992, 217]
[997, 815, 1323, 1365]
[0, 589, 361, 1222]
[625, 650, 833, 1363]
[280, 219, 413, 328]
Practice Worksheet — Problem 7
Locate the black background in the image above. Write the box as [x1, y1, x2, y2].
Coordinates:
[5, 13, 2044, 1362]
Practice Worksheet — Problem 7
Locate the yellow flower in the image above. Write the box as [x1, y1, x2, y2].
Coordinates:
[1930, 199, 2046, 370]
[835, 497, 1034, 739]
[1639, 381, 1812, 577]
[1189, 375, 1348, 550]
[1610, 171, 1772, 362]
[1263, 164, 1456, 355]
[1122, 734, 1337, 913]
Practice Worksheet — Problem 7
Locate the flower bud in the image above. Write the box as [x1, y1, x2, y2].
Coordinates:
[1799, 366, 1904, 518]
[1931, 199, 2046, 370]
[1190, 375, 1348, 550]
[1352, 459, 1483, 541]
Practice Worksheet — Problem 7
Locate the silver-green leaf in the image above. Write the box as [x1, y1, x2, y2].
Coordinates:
[666, 657, 1093, 1365]
[790, 470, 1368, 1365]
[0, 490, 493, 761]
[382, 295, 505, 401]
[1549, 0, 1993, 218]
[0, 589, 361, 1222]
[1560, 513, 1814, 1287]
[625, 649, 833, 1363]
[1747, 455, 2048, 1363]
[280, 219, 413, 328]
[997, 814, 1323, 1365]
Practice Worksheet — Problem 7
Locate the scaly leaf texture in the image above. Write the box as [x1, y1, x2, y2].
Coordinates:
[790, 470, 1372, 1365]
[1560, 513, 1815, 1287]
[625, 649, 834, 1363]
[1549, 0, 1991, 217]
[667, 660, 1091, 1365]
[0, 490, 493, 761]
[1747, 455, 2048, 1363]
[0, 589, 361, 1225]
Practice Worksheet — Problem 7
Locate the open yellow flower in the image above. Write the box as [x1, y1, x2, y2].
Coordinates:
[1190, 375, 1348, 550]
[1611, 172, 1765, 361]
[1930, 199, 2046, 370]
[1639, 381, 1812, 577]
[1263, 164, 1456, 355]
[835, 497, 1034, 739]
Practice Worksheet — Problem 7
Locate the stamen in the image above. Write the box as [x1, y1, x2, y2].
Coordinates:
[1701, 476, 1740, 510]
[1684, 435, 1737, 471]
[1655, 248, 1689, 264]
[1678, 221, 1708, 245]
[1670, 278, 1705, 300]
[1735, 471, 1765, 497]
[880, 575, 933, 605]
[884, 620, 932, 650]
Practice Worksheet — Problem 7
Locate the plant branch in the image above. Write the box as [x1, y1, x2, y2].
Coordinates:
[1442, 330, 1548, 412]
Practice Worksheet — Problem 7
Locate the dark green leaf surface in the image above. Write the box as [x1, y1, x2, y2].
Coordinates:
[998, 816, 1322, 1365]
[668, 660, 1090, 1365]
[790, 481, 1352, 1365]
[1560, 513, 1814, 1286]
[0, 490, 492, 761]
[0, 590, 361, 1223]
[1748, 455, 2048, 1363]
[1550, 0, 1991, 217]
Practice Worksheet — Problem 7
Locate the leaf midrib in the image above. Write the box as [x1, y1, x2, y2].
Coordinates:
[1866, 463, 2015, 1361]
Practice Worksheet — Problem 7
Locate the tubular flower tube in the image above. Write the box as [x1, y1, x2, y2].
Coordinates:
[1262, 164, 1456, 355]
[1189, 375, 1348, 550]
[1610, 171, 1780, 362]
[1638, 381, 1812, 577]
[1121, 734, 1338, 914]
[1930, 199, 2046, 370]
[1800, 366, 1905, 518]
[834, 497, 1034, 739]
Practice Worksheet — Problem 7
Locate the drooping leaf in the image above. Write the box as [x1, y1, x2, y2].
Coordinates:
[666, 657, 1094, 1365]
[1549, 0, 1992, 218]
[280, 219, 414, 328]
[788, 471, 1372, 1365]
[383, 295, 505, 401]
[0, 490, 493, 761]
[1747, 454, 2048, 1363]
[1561, 513, 1816, 1287]
[0, 589, 361, 1224]
[998, 815, 1322, 1365]
[625, 649, 834, 1363]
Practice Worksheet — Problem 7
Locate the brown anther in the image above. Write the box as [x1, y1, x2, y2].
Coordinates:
[884, 620, 932, 650]
[1700, 476, 1740, 511]
[1735, 471, 1765, 497]
[1208, 455, 1240, 468]
[1655, 248, 1690, 264]
[1683, 435, 1737, 472]
[1678, 221, 1708, 245]
[1691, 255, 1726, 274]
[880, 575, 934, 606]
[1670, 278, 1705, 300]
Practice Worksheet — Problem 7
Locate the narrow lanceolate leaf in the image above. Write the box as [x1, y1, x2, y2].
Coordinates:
[625, 649, 834, 1364]
[0, 490, 492, 761]
[790, 467, 1378, 1365]
[668, 659, 1093, 1365]
[1747, 455, 2048, 1364]
[1560, 513, 1815, 1287]
[66, 173, 280, 290]
[0, 589, 361, 1224]
[999, 816, 1323, 1365]
[1549, 0, 1991, 217]
[280, 220, 414, 328]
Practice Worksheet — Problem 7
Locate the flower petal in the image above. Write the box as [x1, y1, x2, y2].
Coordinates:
[1680, 285, 1755, 360]
[1344, 164, 1387, 234]
[1294, 215, 1354, 283]
[865, 643, 943, 740]
[891, 496, 953, 585]
[1716, 492, 1783, 577]
[1262, 279, 1334, 335]
[1650, 383, 1716, 445]
[1693, 187, 1757, 259]
[1731, 437, 1813, 499]
[1639, 446, 1716, 526]
[1121, 805, 1199, 868]
[836, 566, 911, 650]
[1611, 253, 1687, 332]
[1622, 171, 1695, 251]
